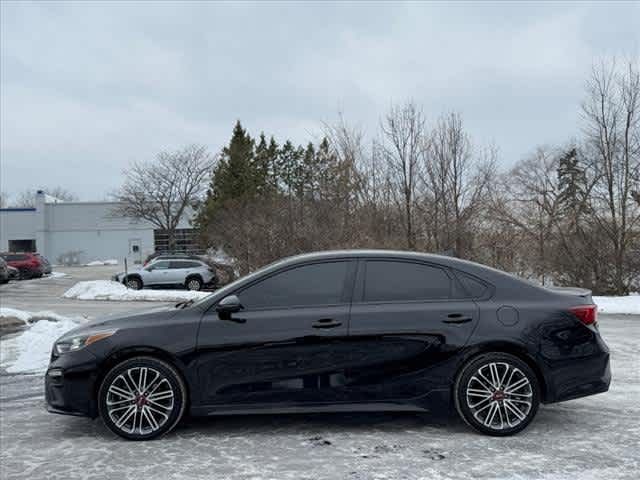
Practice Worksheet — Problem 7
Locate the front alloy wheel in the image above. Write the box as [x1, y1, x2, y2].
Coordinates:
[125, 276, 142, 290]
[455, 353, 540, 436]
[99, 357, 186, 440]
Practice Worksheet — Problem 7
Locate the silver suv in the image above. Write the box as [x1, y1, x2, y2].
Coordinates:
[113, 259, 217, 291]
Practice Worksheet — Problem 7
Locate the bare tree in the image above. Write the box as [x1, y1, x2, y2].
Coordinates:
[423, 112, 496, 257]
[581, 59, 640, 294]
[378, 101, 426, 249]
[112, 145, 215, 251]
[489, 147, 561, 282]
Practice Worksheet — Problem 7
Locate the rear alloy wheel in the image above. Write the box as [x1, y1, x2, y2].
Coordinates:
[186, 277, 202, 291]
[125, 276, 142, 290]
[99, 357, 186, 440]
[455, 353, 540, 436]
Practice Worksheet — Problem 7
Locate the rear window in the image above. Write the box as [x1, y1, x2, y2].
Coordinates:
[456, 272, 488, 298]
[363, 261, 451, 302]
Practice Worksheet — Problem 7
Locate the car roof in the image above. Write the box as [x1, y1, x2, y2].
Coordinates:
[273, 249, 475, 268]
[150, 257, 204, 264]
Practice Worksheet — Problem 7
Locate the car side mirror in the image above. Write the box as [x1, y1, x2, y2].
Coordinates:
[216, 295, 244, 321]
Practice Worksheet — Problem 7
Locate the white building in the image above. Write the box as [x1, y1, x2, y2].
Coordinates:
[0, 191, 196, 264]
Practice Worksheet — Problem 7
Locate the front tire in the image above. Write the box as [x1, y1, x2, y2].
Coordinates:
[98, 356, 187, 440]
[125, 276, 142, 290]
[454, 352, 540, 436]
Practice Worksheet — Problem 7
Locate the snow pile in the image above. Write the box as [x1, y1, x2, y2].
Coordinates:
[44, 271, 67, 279]
[0, 311, 83, 374]
[63, 280, 209, 302]
[594, 295, 640, 315]
[85, 259, 118, 266]
[0, 307, 72, 329]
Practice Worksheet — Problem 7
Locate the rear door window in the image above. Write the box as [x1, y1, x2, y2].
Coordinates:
[170, 261, 193, 269]
[150, 261, 170, 270]
[363, 260, 451, 302]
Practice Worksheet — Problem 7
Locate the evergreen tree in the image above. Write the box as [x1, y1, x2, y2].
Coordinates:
[195, 121, 256, 230]
[557, 147, 589, 216]
[253, 133, 271, 194]
[277, 140, 300, 196]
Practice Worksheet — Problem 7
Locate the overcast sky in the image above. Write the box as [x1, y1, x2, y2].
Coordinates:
[1, 1, 639, 201]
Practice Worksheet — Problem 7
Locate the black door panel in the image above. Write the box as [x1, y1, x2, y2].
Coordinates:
[346, 258, 480, 404]
[196, 305, 352, 405]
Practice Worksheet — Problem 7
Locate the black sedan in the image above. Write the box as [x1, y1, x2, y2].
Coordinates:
[45, 250, 610, 440]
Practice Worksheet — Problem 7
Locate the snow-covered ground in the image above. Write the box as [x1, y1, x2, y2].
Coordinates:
[0, 318, 82, 374]
[0, 309, 84, 374]
[85, 259, 119, 266]
[63, 280, 210, 302]
[0, 307, 74, 325]
[593, 294, 640, 315]
[43, 271, 68, 279]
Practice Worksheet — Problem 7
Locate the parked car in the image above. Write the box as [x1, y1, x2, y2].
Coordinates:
[35, 253, 52, 274]
[46, 250, 610, 440]
[142, 252, 235, 285]
[0, 257, 9, 283]
[7, 265, 20, 280]
[112, 258, 217, 291]
[0, 252, 43, 279]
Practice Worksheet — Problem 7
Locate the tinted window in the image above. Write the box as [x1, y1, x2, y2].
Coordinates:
[456, 272, 487, 298]
[181, 261, 203, 269]
[3, 254, 27, 261]
[240, 261, 349, 309]
[170, 260, 200, 269]
[364, 261, 451, 302]
[150, 261, 170, 270]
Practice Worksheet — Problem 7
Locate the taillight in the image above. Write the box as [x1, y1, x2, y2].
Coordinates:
[569, 305, 598, 326]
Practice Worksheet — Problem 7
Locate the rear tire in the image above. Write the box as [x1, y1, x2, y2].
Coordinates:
[454, 352, 540, 436]
[125, 276, 142, 290]
[98, 356, 187, 440]
[186, 276, 202, 291]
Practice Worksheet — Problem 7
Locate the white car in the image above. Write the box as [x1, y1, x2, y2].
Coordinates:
[113, 259, 217, 291]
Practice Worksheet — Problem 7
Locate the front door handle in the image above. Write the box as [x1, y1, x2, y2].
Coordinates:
[443, 313, 473, 324]
[312, 318, 342, 329]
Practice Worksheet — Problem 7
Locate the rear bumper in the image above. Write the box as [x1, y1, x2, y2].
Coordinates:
[16, 265, 42, 278]
[542, 328, 611, 404]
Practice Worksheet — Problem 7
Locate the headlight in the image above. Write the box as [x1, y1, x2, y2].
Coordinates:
[54, 330, 117, 355]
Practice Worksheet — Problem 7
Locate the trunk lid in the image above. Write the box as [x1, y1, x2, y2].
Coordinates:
[546, 286, 593, 303]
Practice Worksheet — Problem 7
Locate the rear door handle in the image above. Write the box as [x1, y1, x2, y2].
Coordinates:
[312, 318, 342, 329]
[443, 313, 473, 324]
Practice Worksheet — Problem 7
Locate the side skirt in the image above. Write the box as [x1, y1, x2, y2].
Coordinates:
[190, 402, 428, 417]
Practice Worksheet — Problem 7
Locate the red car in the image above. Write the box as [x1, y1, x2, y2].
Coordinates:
[0, 252, 44, 279]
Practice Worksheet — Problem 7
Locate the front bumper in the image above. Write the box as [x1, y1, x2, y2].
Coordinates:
[44, 348, 101, 418]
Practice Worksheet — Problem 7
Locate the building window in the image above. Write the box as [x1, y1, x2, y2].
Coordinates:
[8, 239, 36, 252]
[153, 229, 199, 253]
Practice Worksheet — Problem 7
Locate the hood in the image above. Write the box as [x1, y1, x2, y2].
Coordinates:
[61, 304, 180, 339]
